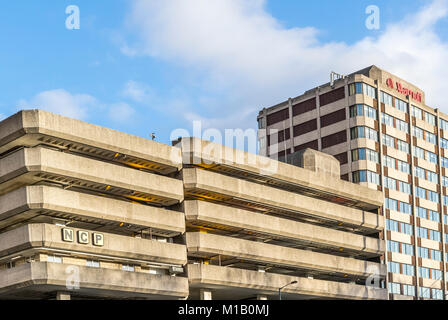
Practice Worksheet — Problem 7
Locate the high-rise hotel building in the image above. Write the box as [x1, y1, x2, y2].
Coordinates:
[257, 65, 448, 300]
[0, 109, 386, 300]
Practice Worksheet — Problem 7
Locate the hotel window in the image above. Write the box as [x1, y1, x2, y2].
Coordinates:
[441, 138, 448, 149]
[419, 287, 431, 299]
[419, 267, 430, 278]
[349, 83, 363, 95]
[441, 157, 448, 168]
[396, 118, 409, 133]
[259, 136, 266, 149]
[388, 283, 401, 295]
[384, 177, 396, 190]
[414, 167, 425, 179]
[403, 285, 416, 297]
[426, 132, 437, 145]
[431, 249, 442, 261]
[442, 176, 448, 187]
[412, 126, 424, 139]
[395, 98, 408, 113]
[385, 198, 398, 211]
[418, 247, 429, 259]
[397, 140, 410, 153]
[441, 118, 448, 131]
[258, 117, 266, 129]
[350, 126, 378, 141]
[363, 84, 377, 99]
[382, 134, 395, 148]
[417, 207, 427, 219]
[429, 211, 441, 223]
[47, 255, 62, 263]
[402, 264, 415, 276]
[431, 269, 442, 280]
[386, 219, 399, 232]
[388, 261, 400, 274]
[352, 170, 380, 185]
[413, 146, 425, 160]
[349, 104, 377, 120]
[402, 243, 414, 256]
[381, 113, 394, 127]
[430, 230, 441, 242]
[400, 202, 412, 214]
[351, 148, 379, 163]
[418, 227, 429, 239]
[427, 151, 438, 164]
[121, 264, 135, 272]
[398, 180, 411, 194]
[400, 222, 413, 235]
[427, 170, 438, 183]
[380, 91, 393, 106]
[432, 289, 443, 300]
[444, 196, 448, 206]
[86, 260, 100, 268]
[387, 240, 400, 253]
[411, 105, 423, 120]
[425, 112, 436, 126]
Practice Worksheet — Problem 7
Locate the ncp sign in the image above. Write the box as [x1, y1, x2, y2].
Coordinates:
[62, 228, 104, 246]
[386, 78, 422, 103]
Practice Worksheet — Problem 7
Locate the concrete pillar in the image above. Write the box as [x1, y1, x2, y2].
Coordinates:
[257, 295, 268, 300]
[200, 289, 212, 300]
[56, 292, 71, 300]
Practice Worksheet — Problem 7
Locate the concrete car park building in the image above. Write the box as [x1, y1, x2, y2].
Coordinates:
[257, 65, 448, 300]
[0, 109, 386, 300]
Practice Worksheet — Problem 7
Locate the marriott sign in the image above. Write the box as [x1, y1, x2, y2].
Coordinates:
[386, 78, 422, 103]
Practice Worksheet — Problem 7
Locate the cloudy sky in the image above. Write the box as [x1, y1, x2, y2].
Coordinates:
[1, 0, 447, 144]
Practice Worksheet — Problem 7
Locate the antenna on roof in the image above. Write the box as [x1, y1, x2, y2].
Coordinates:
[330, 71, 345, 88]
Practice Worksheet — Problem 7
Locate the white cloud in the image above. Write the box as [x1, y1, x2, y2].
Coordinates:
[122, 80, 153, 103]
[123, 0, 448, 128]
[18, 89, 135, 124]
[18, 89, 97, 120]
[108, 102, 136, 122]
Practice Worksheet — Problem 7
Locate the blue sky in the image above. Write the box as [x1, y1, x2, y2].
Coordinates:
[0, 0, 447, 145]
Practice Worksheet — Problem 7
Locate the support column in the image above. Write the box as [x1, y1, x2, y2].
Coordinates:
[200, 289, 212, 300]
[56, 292, 71, 300]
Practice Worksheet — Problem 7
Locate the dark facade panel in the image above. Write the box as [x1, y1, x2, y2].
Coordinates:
[319, 87, 346, 107]
[293, 120, 317, 137]
[292, 98, 316, 117]
[320, 109, 346, 128]
[321, 130, 347, 149]
[294, 140, 318, 152]
[334, 152, 348, 165]
[267, 108, 289, 126]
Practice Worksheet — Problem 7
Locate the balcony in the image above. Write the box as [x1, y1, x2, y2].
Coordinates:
[185, 200, 384, 258]
[187, 264, 386, 300]
[183, 168, 383, 234]
[0, 147, 184, 206]
[186, 232, 386, 278]
[0, 223, 187, 266]
[0, 186, 185, 236]
[0, 262, 189, 299]
[0, 110, 182, 175]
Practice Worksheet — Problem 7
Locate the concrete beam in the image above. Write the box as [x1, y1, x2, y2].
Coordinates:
[0, 110, 182, 173]
[0, 186, 185, 235]
[186, 232, 386, 278]
[0, 262, 189, 299]
[0, 147, 184, 205]
[188, 264, 387, 300]
[178, 137, 383, 209]
[184, 200, 384, 256]
[0, 224, 187, 266]
[183, 168, 383, 232]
